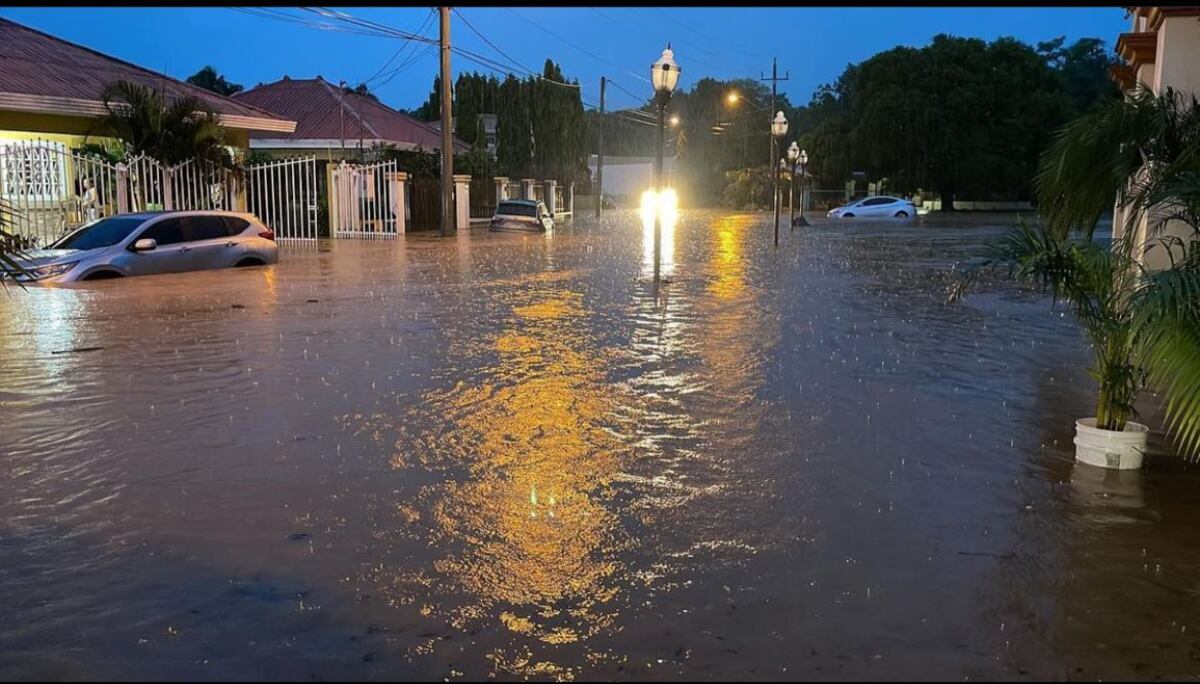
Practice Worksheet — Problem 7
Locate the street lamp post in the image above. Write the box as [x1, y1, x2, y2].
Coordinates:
[770, 111, 788, 246]
[795, 148, 809, 227]
[651, 45, 680, 282]
[787, 141, 799, 228]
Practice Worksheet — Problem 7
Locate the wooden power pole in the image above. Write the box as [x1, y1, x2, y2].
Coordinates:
[439, 6, 454, 237]
[761, 58, 788, 245]
[596, 75, 605, 219]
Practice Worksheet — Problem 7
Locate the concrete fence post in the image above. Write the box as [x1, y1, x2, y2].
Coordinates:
[453, 174, 471, 231]
[392, 171, 408, 235]
[568, 183, 575, 216]
[544, 179, 557, 215]
[521, 178, 536, 200]
[116, 163, 129, 214]
[494, 176, 509, 202]
[162, 167, 174, 211]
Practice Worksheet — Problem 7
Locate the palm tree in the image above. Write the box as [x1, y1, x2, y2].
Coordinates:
[1036, 86, 1200, 238]
[979, 86, 1200, 458]
[91, 80, 235, 170]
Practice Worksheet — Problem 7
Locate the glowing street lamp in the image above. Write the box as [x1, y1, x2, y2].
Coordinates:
[796, 148, 810, 227]
[650, 45, 680, 285]
[787, 141, 800, 227]
[771, 111, 788, 246]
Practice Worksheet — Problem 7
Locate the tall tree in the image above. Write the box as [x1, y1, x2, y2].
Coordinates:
[185, 66, 243, 97]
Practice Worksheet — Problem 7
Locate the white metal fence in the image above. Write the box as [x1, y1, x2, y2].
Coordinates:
[245, 156, 319, 241]
[0, 139, 241, 246]
[0, 140, 329, 245]
[329, 160, 403, 239]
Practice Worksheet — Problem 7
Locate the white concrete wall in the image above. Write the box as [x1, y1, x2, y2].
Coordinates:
[1134, 14, 1200, 270]
[586, 156, 677, 200]
[1154, 16, 1200, 96]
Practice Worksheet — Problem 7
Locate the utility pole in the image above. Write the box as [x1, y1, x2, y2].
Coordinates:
[595, 76, 605, 219]
[339, 79, 347, 160]
[439, 6, 454, 237]
[761, 59, 788, 238]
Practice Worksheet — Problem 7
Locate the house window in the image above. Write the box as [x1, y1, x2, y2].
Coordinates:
[0, 140, 69, 201]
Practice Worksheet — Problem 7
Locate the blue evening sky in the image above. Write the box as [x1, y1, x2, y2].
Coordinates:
[0, 6, 1129, 114]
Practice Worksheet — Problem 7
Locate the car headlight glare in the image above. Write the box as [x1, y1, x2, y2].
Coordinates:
[30, 261, 78, 280]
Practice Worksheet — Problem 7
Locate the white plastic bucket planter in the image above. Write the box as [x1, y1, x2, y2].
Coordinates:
[1074, 418, 1149, 470]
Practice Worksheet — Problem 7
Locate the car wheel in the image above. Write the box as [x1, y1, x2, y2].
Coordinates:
[81, 270, 123, 281]
[894, 210, 908, 218]
[236, 257, 266, 268]
[842, 212, 855, 218]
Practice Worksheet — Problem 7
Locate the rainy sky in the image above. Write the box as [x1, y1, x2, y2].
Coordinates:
[0, 6, 1128, 111]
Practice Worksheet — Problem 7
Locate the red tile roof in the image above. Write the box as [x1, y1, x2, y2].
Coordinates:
[235, 77, 468, 152]
[0, 17, 292, 132]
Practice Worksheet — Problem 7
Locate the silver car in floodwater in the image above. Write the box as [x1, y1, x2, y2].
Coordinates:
[3, 211, 279, 285]
[489, 199, 554, 233]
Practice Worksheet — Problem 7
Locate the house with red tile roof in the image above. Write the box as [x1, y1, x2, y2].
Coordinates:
[0, 17, 295, 150]
[235, 76, 468, 161]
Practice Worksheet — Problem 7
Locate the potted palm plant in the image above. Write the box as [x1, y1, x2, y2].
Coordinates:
[967, 87, 1200, 469]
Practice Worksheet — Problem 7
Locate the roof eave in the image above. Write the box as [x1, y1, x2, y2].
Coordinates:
[0, 92, 297, 133]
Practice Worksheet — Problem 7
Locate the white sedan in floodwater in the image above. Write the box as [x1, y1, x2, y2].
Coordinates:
[827, 196, 917, 219]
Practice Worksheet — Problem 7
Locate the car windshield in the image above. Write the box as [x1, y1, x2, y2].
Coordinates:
[49, 216, 147, 251]
[497, 202, 537, 218]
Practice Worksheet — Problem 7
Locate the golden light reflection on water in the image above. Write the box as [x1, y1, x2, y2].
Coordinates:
[696, 214, 772, 402]
[640, 190, 677, 280]
[375, 270, 634, 676]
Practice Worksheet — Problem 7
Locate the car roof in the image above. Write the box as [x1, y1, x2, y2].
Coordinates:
[499, 199, 539, 206]
[115, 210, 256, 220]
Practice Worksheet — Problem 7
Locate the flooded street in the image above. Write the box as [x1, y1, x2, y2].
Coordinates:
[5, 209, 1200, 681]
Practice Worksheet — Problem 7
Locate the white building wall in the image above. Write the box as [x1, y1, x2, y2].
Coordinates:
[1134, 15, 1200, 270]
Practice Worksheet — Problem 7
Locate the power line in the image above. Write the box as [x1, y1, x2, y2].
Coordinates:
[604, 78, 648, 106]
[505, 7, 650, 85]
[591, 6, 730, 74]
[361, 8, 435, 86]
[369, 42, 435, 90]
[229, 7, 386, 38]
[650, 8, 766, 64]
[453, 8, 534, 77]
[301, 6, 436, 44]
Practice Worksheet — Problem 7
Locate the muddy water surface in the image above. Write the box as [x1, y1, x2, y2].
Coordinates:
[3, 210, 1200, 681]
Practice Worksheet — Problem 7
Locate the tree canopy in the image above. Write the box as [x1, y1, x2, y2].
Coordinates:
[412, 60, 588, 184]
[792, 34, 1119, 209]
[185, 66, 244, 97]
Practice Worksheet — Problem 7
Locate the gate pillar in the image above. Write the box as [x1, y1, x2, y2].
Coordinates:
[453, 174, 471, 231]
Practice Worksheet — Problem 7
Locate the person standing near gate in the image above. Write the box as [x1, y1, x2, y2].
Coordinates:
[80, 177, 99, 223]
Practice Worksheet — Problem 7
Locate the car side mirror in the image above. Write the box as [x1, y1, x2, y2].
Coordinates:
[131, 238, 157, 252]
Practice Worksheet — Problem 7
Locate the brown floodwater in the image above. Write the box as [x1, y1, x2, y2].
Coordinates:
[3, 210, 1200, 681]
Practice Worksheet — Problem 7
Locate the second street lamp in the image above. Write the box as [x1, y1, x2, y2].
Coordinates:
[770, 111, 788, 246]
[795, 148, 810, 227]
[650, 44, 680, 283]
[787, 141, 800, 228]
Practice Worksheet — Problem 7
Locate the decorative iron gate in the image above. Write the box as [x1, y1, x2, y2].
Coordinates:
[408, 177, 444, 232]
[0, 139, 241, 246]
[245, 156, 319, 241]
[1, 140, 123, 245]
[329, 160, 403, 239]
[470, 176, 496, 219]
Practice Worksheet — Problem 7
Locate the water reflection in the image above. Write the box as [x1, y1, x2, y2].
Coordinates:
[372, 272, 634, 676]
[10, 214, 1200, 680]
[640, 193, 677, 281]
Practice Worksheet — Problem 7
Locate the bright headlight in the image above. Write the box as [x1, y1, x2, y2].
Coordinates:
[30, 261, 78, 280]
